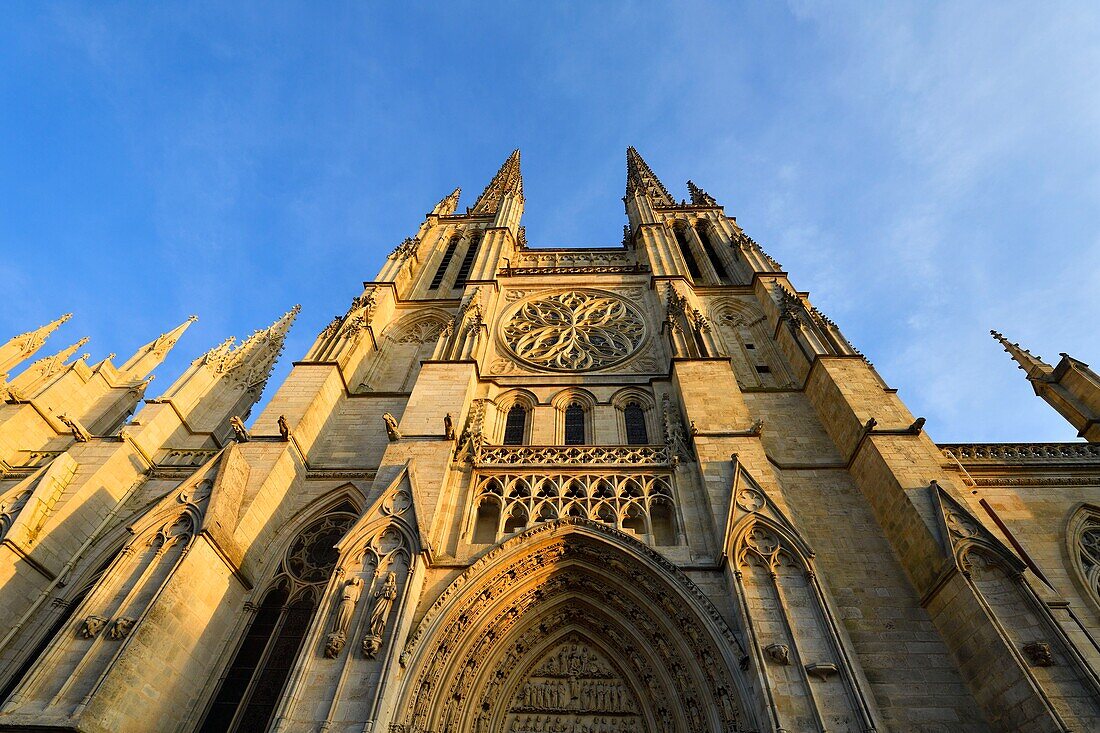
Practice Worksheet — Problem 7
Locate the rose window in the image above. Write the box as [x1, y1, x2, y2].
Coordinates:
[501, 290, 646, 371]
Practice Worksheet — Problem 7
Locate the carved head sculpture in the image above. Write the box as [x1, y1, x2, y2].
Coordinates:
[764, 643, 791, 666]
[1023, 641, 1054, 667]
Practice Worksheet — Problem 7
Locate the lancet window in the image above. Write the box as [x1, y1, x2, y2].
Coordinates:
[623, 402, 649, 445]
[673, 225, 703, 282]
[453, 233, 481, 287]
[1071, 507, 1100, 609]
[199, 507, 356, 733]
[469, 472, 678, 545]
[564, 403, 586, 445]
[502, 404, 528, 446]
[0, 549, 118, 704]
[697, 223, 732, 284]
[428, 236, 461, 290]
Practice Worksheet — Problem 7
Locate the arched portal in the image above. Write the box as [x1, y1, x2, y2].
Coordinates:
[392, 518, 756, 733]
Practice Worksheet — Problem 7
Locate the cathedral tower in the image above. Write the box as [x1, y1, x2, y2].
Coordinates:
[0, 150, 1098, 733]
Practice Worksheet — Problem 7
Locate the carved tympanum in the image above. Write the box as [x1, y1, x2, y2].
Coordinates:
[503, 635, 643, 731]
[501, 290, 646, 372]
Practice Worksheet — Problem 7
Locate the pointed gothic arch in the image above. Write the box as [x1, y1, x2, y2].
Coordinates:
[196, 494, 361, 733]
[360, 309, 452, 391]
[391, 518, 756, 733]
[1066, 503, 1100, 613]
[710, 298, 793, 388]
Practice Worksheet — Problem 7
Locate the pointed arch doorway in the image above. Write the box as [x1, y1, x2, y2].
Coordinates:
[390, 519, 757, 733]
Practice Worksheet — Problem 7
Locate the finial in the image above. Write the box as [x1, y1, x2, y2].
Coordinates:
[0, 312, 75, 374]
[990, 329, 1050, 374]
[119, 315, 199, 379]
[687, 180, 717, 206]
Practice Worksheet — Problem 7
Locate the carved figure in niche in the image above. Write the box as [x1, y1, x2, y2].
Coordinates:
[660, 394, 689, 460]
[1023, 641, 1055, 667]
[325, 577, 362, 658]
[80, 615, 108, 638]
[107, 617, 136, 640]
[58, 414, 91, 442]
[382, 413, 400, 441]
[229, 415, 250, 442]
[278, 414, 291, 441]
[444, 413, 455, 440]
[764, 643, 790, 665]
[362, 571, 398, 658]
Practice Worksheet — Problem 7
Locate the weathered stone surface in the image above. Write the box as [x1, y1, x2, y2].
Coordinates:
[0, 150, 1097, 732]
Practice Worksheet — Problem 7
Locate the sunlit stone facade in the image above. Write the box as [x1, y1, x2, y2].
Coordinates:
[1, 149, 1099, 732]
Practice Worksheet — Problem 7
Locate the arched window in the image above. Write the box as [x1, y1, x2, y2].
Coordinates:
[0, 549, 118, 704]
[453, 234, 481, 287]
[502, 404, 527, 445]
[624, 402, 648, 445]
[673, 226, 703, 282]
[696, 224, 732, 283]
[428, 236, 461, 290]
[564, 403, 586, 445]
[199, 509, 355, 733]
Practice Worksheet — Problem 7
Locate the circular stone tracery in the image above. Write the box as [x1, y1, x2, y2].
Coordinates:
[501, 290, 646, 371]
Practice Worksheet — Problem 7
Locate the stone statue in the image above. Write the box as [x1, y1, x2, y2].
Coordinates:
[58, 414, 91, 442]
[362, 571, 398, 658]
[443, 413, 455, 440]
[325, 577, 362, 658]
[278, 414, 291, 441]
[229, 416, 250, 442]
[382, 413, 400, 441]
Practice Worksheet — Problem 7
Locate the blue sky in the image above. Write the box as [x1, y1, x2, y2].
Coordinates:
[2, 2, 1098, 442]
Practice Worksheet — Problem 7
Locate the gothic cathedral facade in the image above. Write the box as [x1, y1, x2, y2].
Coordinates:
[1, 149, 1100, 733]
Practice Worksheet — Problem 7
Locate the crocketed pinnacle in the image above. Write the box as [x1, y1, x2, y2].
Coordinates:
[991, 329, 1052, 376]
[119, 315, 198, 379]
[7, 337, 90, 393]
[625, 147, 674, 207]
[471, 150, 522, 215]
[0, 312, 73, 375]
[436, 187, 462, 216]
[687, 180, 717, 207]
[202, 306, 300, 394]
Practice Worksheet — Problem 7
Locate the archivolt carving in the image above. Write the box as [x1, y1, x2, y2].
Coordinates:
[500, 290, 646, 372]
[395, 519, 752, 733]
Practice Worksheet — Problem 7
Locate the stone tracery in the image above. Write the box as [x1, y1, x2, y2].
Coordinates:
[469, 472, 678, 545]
[501, 291, 646, 372]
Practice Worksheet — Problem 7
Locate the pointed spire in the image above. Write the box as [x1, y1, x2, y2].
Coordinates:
[990, 330, 1052, 377]
[687, 180, 717, 207]
[209, 306, 300, 395]
[471, 150, 522, 215]
[626, 147, 674, 207]
[7, 337, 90, 394]
[434, 186, 462, 216]
[0, 313, 72, 375]
[119, 315, 198, 379]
